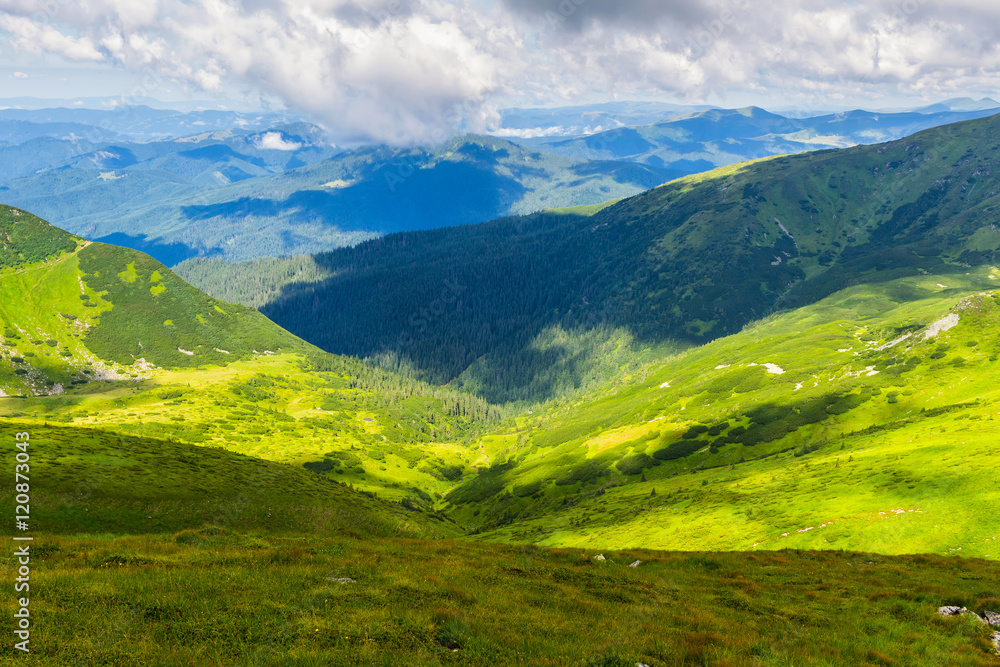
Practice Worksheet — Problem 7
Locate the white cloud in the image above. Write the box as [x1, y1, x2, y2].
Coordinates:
[257, 131, 302, 151]
[11, 71, 26, 78]
[0, 0, 999, 143]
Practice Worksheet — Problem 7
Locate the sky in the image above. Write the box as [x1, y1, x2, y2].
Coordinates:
[0, 0, 999, 144]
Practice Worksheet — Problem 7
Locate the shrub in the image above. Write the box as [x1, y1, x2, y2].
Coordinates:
[615, 453, 653, 475]
[826, 392, 869, 415]
[682, 424, 710, 439]
[303, 459, 337, 473]
[438, 465, 463, 481]
[555, 458, 609, 486]
[653, 440, 705, 461]
[513, 480, 543, 497]
[707, 421, 729, 436]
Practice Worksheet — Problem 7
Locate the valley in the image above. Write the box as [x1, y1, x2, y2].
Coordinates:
[3, 112, 1000, 665]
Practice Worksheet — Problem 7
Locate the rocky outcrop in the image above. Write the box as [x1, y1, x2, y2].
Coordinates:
[938, 606, 1000, 655]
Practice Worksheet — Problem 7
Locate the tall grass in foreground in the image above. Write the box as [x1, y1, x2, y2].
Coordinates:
[1, 530, 998, 665]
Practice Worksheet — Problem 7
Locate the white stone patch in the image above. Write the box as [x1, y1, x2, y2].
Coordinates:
[715, 364, 730, 370]
[937, 283, 947, 288]
[794, 382, 803, 391]
[99, 171, 124, 181]
[764, 363, 785, 375]
[178, 348, 194, 356]
[875, 332, 913, 351]
[214, 348, 230, 355]
[659, 381, 671, 388]
[838, 348, 851, 353]
[923, 314, 960, 340]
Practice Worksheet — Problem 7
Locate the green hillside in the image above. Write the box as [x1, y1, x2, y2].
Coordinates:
[0, 420, 448, 537]
[448, 268, 1000, 558]
[0, 207, 501, 525]
[236, 113, 1000, 405]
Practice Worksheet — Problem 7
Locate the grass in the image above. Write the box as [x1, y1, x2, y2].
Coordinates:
[449, 267, 1000, 558]
[0, 221, 500, 507]
[0, 532, 998, 665]
[0, 420, 452, 538]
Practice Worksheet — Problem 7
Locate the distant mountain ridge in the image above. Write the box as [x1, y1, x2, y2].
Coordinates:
[517, 105, 1000, 173]
[1, 134, 680, 263]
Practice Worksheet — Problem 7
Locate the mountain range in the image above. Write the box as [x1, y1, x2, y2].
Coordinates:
[3, 107, 1000, 664]
[519, 105, 1000, 173]
[2, 101, 999, 267]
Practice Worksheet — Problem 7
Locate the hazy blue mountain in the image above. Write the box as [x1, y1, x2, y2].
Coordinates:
[909, 97, 1000, 113]
[517, 106, 1000, 172]
[0, 103, 306, 141]
[1, 135, 680, 263]
[496, 101, 716, 139]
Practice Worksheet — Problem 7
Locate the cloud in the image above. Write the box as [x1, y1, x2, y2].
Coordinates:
[11, 71, 26, 78]
[0, 0, 999, 143]
[257, 131, 302, 151]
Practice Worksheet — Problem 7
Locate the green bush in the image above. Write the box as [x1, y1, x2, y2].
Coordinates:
[653, 440, 705, 461]
[707, 422, 729, 436]
[303, 459, 338, 473]
[682, 424, 710, 439]
[826, 392, 869, 415]
[513, 480, 543, 497]
[555, 458, 610, 486]
[615, 453, 654, 475]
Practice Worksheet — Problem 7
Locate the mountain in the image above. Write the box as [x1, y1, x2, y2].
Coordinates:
[4, 155, 1000, 663]
[518, 106, 1000, 174]
[2, 135, 681, 263]
[0, 103, 307, 141]
[495, 100, 717, 139]
[449, 267, 1000, 555]
[911, 97, 1000, 114]
[175, 113, 1000, 408]
[0, 206, 500, 530]
[178, 113, 1000, 558]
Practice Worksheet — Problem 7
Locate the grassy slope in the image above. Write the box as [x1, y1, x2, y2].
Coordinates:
[451, 268, 1000, 559]
[1, 533, 998, 665]
[0, 208, 499, 514]
[0, 421, 449, 538]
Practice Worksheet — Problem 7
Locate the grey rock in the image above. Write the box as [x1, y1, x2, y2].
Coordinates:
[939, 605, 964, 616]
[984, 610, 1000, 627]
[628, 560, 642, 568]
[326, 577, 356, 584]
[993, 631, 1000, 656]
[593, 554, 606, 562]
